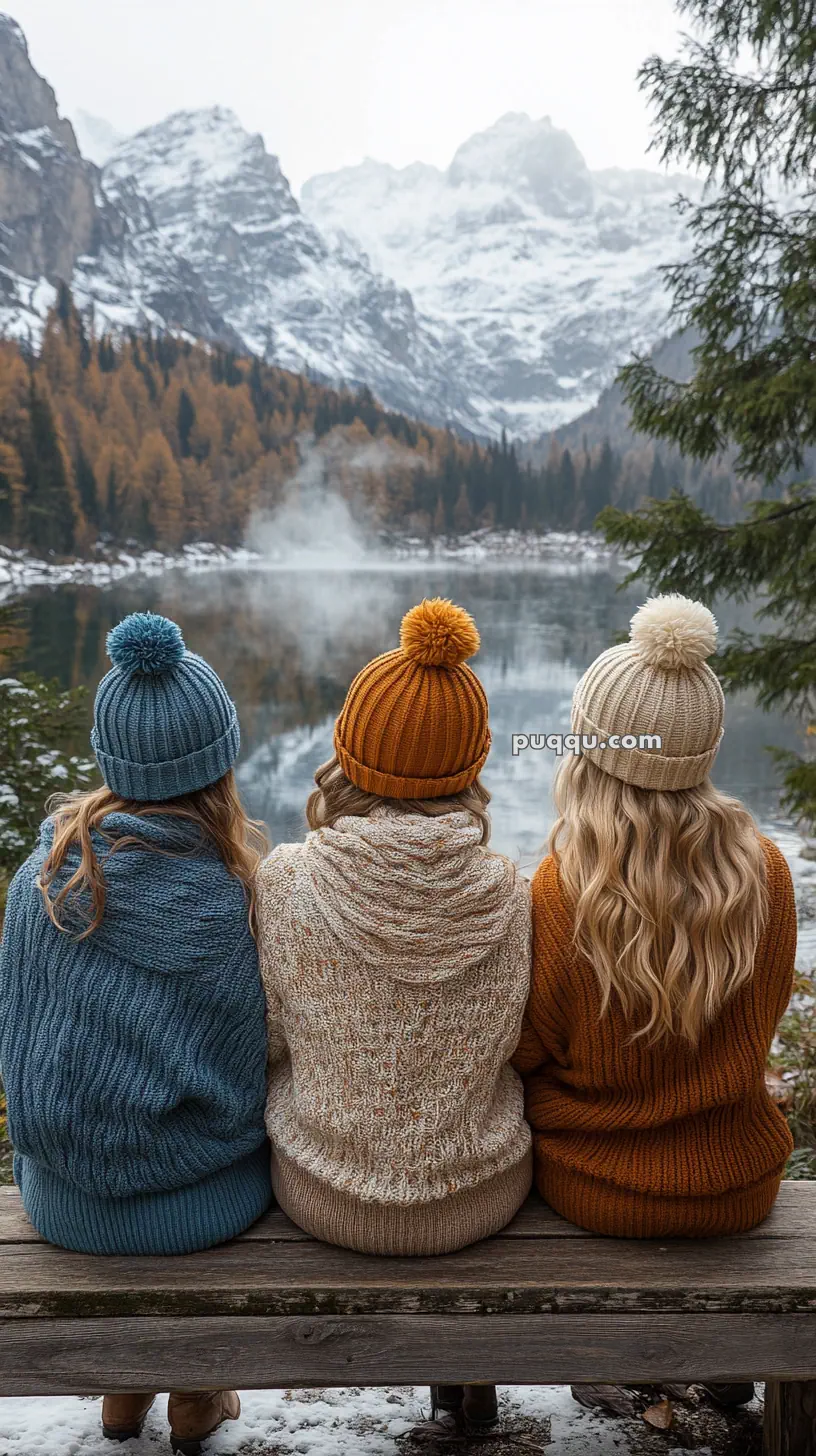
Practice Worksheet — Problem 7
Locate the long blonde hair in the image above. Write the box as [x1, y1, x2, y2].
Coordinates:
[551, 754, 768, 1045]
[40, 770, 268, 939]
[307, 755, 492, 845]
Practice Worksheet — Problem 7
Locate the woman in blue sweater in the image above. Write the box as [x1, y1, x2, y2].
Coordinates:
[0, 612, 270, 1454]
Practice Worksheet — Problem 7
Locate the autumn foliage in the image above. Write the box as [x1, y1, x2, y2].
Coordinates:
[0, 289, 734, 556]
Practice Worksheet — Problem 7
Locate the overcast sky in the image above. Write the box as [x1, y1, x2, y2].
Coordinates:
[9, 0, 684, 191]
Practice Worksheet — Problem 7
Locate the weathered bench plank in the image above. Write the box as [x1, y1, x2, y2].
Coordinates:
[2, 1312, 816, 1395]
[4, 1182, 816, 1243]
[1, 1229, 816, 1318]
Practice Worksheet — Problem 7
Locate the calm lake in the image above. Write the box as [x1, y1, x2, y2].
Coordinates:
[15, 550, 805, 875]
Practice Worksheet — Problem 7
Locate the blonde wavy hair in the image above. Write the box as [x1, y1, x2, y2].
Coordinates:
[39, 770, 268, 939]
[551, 754, 768, 1045]
[307, 755, 492, 845]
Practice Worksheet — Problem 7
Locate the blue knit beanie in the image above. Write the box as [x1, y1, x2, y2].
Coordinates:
[91, 613, 240, 802]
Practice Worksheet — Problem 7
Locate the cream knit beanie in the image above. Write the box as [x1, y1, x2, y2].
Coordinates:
[571, 594, 725, 791]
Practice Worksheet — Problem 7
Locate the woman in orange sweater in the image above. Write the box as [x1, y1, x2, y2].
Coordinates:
[515, 593, 797, 1415]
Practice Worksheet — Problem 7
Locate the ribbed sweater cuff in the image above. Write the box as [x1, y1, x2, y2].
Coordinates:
[537, 1158, 786, 1238]
[16, 1142, 272, 1255]
[272, 1146, 532, 1255]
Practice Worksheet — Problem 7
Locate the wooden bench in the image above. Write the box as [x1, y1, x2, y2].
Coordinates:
[2, 1182, 816, 1454]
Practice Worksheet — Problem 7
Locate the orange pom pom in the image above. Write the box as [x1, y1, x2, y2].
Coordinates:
[400, 598, 480, 668]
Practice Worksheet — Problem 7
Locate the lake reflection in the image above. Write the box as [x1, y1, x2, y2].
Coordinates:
[17, 557, 804, 869]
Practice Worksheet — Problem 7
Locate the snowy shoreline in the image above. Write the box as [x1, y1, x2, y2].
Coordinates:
[0, 531, 617, 604]
[0, 542, 263, 605]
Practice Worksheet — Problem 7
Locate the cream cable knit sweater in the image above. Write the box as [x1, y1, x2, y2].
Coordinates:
[256, 809, 532, 1254]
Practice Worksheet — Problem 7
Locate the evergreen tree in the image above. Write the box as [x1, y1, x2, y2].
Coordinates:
[249, 357, 266, 421]
[77, 315, 91, 371]
[599, 0, 816, 826]
[74, 446, 99, 528]
[177, 389, 196, 459]
[499, 439, 522, 528]
[466, 446, 488, 521]
[0, 443, 23, 541]
[557, 448, 577, 528]
[97, 337, 116, 373]
[105, 462, 117, 533]
[0, 468, 12, 540]
[313, 397, 335, 438]
[21, 383, 77, 554]
[440, 442, 459, 530]
[579, 441, 617, 527]
[56, 281, 73, 328]
[224, 353, 243, 388]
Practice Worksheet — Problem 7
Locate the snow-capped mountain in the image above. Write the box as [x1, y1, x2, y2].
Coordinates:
[80, 107, 471, 428]
[0, 13, 696, 439]
[0, 10, 476, 427]
[302, 112, 699, 436]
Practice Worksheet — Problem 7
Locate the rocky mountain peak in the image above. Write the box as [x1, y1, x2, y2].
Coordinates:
[301, 117, 695, 436]
[104, 106, 299, 231]
[0, 11, 79, 154]
[447, 111, 593, 216]
[70, 101, 467, 427]
[0, 12, 97, 302]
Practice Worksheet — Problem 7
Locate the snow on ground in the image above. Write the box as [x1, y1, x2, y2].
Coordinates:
[0, 1383, 765, 1455]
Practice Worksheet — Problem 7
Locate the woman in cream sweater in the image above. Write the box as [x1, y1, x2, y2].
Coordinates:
[256, 598, 531, 1439]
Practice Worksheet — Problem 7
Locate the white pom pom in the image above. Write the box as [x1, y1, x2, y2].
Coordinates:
[630, 594, 717, 670]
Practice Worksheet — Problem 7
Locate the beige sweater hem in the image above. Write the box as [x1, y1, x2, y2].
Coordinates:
[272, 1145, 533, 1256]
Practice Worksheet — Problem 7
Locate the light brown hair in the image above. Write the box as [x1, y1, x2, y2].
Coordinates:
[551, 753, 768, 1045]
[39, 770, 269, 939]
[306, 755, 492, 845]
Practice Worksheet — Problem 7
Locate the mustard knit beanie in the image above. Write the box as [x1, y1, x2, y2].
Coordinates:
[334, 598, 491, 798]
[571, 594, 724, 791]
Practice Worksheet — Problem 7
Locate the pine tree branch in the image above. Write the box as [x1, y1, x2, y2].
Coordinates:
[717, 629, 816, 713]
[606, 0, 816, 829]
[639, 1, 816, 183]
[767, 751, 816, 826]
[599, 489, 816, 606]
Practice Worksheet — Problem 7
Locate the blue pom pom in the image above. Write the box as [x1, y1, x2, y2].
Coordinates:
[107, 613, 186, 677]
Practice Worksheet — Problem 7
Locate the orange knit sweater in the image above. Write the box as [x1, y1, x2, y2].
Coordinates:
[513, 836, 797, 1237]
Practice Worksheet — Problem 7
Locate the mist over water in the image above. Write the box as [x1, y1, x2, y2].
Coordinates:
[246, 434, 422, 570]
[247, 450, 369, 570]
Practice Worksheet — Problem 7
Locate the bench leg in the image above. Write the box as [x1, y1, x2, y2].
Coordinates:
[764, 1381, 816, 1455]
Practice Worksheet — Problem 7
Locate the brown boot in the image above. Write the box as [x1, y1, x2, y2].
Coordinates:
[411, 1385, 500, 1443]
[168, 1390, 241, 1455]
[101, 1393, 156, 1442]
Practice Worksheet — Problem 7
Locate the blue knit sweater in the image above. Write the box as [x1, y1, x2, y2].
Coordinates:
[0, 813, 271, 1255]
